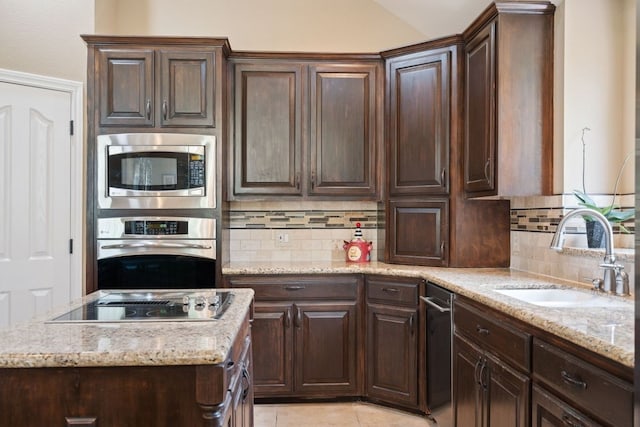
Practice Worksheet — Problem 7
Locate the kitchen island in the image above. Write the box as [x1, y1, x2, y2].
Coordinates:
[0, 288, 254, 427]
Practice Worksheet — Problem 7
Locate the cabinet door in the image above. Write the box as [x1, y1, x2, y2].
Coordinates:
[252, 302, 294, 397]
[453, 334, 483, 427]
[294, 302, 359, 396]
[388, 200, 448, 266]
[233, 62, 304, 196]
[97, 48, 154, 127]
[159, 50, 215, 127]
[308, 63, 379, 198]
[484, 352, 529, 427]
[388, 50, 450, 196]
[531, 385, 601, 427]
[366, 303, 418, 407]
[464, 21, 496, 194]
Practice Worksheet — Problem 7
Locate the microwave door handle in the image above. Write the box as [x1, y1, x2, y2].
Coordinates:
[100, 242, 213, 250]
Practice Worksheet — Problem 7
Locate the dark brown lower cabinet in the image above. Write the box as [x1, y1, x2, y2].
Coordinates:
[453, 334, 529, 427]
[365, 275, 421, 410]
[531, 384, 600, 427]
[367, 303, 418, 407]
[226, 275, 363, 399]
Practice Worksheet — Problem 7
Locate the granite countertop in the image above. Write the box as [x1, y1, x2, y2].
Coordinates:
[224, 261, 634, 368]
[0, 288, 254, 369]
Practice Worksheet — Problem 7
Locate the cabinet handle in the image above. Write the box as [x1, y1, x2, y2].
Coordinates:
[420, 296, 451, 313]
[295, 172, 300, 190]
[145, 99, 151, 120]
[409, 314, 415, 335]
[294, 305, 302, 328]
[162, 100, 168, 120]
[382, 287, 399, 293]
[479, 359, 488, 390]
[241, 367, 251, 401]
[474, 358, 482, 385]
[561, 370, 588, 389]
[441, 167, 446, 186]
[284, 285, 305, 291]
[311, 171, 316, 189]
[285, 308, 291, 328]
[440, 241, 445, 257]
[561, 413, 583, 427]
[484, 158, 491, 182]
[476, 325, 490, 335]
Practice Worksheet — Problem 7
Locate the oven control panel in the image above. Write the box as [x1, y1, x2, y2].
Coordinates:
[97, 217, 216, 240]
[125, 220, 187, 235]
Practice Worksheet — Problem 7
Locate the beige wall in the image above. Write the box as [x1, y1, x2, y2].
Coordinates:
[556, 0, 636, 195]
[99, 0, 426, 52]
[0, 0, 93, 82]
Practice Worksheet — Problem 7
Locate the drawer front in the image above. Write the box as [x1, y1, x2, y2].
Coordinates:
[226, 275, 360, 301]
[532, 339, 632, 427]
[366, 276, 419, 306]
[453, 300, 530, 371]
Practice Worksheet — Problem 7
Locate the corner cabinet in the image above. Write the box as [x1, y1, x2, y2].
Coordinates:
[95, 45, 218, 128]
[225, 275, 363, 398]
[229, 56, 382, 200]
[463, 2, 554, 197]
[382, 42, 454, 267]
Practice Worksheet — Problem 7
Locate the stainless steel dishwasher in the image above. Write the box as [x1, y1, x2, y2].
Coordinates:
[421, 282, 454, 424]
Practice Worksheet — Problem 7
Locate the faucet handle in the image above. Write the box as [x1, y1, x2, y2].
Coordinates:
[614, 268, 630, 297]
[599, 262, 625, 270]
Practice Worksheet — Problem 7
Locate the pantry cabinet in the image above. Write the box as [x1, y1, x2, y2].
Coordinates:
[96, 46, 217, 128]
[225, 275, 363, 398]
[229, 56, 382, 200]
[462, 2, 554, 197]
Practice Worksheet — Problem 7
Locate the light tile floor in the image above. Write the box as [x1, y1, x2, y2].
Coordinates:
[254, 402, 452, 427]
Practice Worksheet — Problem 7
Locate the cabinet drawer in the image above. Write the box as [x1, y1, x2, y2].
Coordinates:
[453, 300, 530, 371]
[532, 339, 632, 427]
[226, 275, 360, 301]
[366, 276, 419, 306]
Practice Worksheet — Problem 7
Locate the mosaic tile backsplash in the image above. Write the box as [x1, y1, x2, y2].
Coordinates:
[228, 196, 634, 289]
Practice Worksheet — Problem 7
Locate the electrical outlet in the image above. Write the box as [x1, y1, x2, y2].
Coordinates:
[276, 233, 289, 244]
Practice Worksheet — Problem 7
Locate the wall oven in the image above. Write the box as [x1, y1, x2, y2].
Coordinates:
[97, 217, 216, 289]
[97, 133, 216, 209]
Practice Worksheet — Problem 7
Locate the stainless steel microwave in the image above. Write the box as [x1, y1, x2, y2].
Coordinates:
[97, 133, 216, 209]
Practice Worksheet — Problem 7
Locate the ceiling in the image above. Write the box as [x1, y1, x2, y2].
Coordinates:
[372, 0, 494, 39]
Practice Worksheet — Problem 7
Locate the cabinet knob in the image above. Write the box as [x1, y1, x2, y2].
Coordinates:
[476, 325, 490, 335]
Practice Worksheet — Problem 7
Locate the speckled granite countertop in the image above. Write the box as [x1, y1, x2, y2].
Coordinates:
[0, 288, 254, 369]
[224, 261, 634, 369]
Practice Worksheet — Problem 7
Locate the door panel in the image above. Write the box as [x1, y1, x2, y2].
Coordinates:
[252, 303, 294, 396]
[294, 302, 358, 395]
[233, 63, 304, 196]
[0, 82, 72, 328]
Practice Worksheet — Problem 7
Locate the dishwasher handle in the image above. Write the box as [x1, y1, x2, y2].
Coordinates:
[420, 296, 451, 313]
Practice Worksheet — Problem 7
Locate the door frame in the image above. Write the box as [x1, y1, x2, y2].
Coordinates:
[0, 68, 84, 298]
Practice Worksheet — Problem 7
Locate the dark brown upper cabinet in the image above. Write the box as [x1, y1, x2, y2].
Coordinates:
[232, 62, 305, 196]
[387, 49, 450, 197]
[96, 46, 216, 128]
[463, 2, 554, 197]
[230, 56, 382, 200]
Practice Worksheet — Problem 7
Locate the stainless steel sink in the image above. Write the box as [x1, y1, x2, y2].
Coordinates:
[493, 288, 630, 308]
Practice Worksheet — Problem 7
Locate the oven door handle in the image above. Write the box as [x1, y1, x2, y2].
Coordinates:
[100, 242, 213, 250]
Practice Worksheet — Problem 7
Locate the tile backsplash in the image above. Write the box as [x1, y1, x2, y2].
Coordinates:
[510, 194, 634, 290]
[228, 201, 379, 262]
[228, 195, 635, 291]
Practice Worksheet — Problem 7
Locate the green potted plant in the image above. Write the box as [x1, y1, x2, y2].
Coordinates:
[573, 127, 634, 248]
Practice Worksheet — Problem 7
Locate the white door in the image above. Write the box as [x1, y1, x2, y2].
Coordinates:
[0, 82, 73, 327]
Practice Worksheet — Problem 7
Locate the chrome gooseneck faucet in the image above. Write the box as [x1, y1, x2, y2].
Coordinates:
[550, 208, 629, 296]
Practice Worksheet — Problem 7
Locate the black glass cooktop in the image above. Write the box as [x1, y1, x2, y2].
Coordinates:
[47, 290, 232, 323]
